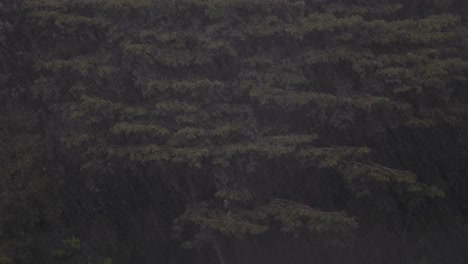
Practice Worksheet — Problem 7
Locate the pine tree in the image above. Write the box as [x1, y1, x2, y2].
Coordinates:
[1, 0, 467, 263]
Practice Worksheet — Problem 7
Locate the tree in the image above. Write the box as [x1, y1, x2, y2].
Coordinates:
[1, 0, 467, 263]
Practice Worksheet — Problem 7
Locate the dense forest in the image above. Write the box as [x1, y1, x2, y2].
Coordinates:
[1, 0, 467, 263]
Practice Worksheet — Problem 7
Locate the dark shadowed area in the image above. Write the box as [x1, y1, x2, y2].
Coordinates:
[1, 0, 468, 263]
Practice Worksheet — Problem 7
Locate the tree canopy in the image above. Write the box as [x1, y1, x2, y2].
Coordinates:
[1, 0, 467, 263]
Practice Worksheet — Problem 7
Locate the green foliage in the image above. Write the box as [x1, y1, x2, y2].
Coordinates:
[2, 0, 468, 263]
[51, 236, 81, 260]
[255, 202, 357, 235]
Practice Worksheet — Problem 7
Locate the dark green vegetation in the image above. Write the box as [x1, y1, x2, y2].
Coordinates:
[1, 0, 468, 263]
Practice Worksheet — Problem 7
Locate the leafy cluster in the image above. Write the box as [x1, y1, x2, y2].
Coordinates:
[1, 0, 467, 263]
